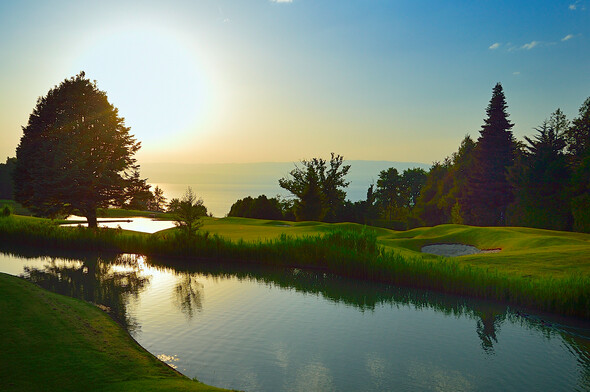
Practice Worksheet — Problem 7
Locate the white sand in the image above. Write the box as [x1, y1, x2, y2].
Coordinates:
[421, 243, 500, 257]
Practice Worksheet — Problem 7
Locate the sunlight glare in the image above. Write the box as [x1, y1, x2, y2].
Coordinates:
[71, 24, 215, 150]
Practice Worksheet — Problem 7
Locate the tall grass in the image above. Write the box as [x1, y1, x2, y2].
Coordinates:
[1, 215, 589, 319]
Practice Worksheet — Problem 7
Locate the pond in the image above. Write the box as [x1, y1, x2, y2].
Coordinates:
[62, 215, 176, 233]
[1, 246, 589, 392]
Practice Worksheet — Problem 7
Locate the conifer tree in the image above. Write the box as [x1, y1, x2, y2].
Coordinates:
[463, 83, 516, 226]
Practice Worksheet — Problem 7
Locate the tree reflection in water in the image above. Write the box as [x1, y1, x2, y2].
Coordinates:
[22, 253, 150, 333]
[174, 273, 204, 320]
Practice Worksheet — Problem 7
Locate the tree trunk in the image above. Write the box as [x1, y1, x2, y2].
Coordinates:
[86, 209, 98, 229]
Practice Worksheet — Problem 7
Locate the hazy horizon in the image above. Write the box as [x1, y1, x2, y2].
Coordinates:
[141, 160, 430, 217]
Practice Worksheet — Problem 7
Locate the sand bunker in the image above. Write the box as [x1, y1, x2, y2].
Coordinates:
[421, 243, 501, 257]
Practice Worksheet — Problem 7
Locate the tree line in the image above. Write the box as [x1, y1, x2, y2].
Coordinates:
[229, 83, 589, 233]
[2, 73, 588, 233]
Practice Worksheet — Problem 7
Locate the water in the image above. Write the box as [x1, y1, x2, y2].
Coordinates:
[63, 215, 176, 233]
[1, 247, 590, 392]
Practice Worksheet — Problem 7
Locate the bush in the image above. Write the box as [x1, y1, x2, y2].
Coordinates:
[1, 205, 12, 217]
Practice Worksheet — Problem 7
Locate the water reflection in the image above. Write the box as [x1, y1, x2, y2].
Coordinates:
[174, 273, 204, 320]
[9, 249, 151, 332]
[2, 244, 590, 391]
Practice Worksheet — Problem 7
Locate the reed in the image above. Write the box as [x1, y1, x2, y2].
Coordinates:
[1, 215, 589, 319]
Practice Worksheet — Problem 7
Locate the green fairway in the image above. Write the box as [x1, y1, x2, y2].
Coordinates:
[0, 273, 231, 392]
[200, 218, 590, 277]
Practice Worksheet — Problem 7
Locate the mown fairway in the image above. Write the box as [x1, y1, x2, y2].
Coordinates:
[200, 217, 590, 277]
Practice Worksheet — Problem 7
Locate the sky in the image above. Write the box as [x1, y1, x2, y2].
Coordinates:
[1, 0, 589, 166]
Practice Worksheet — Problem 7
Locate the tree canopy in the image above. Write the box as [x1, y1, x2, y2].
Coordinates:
[14, 72, 143, 227]
[279, 153, 350, 222]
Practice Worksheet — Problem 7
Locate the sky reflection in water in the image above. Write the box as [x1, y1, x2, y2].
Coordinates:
[1, 247, 589, 392]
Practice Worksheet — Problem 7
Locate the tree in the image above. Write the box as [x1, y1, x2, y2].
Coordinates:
[152, 186, 167, 212]
[566, 97, 590, 232]
[400, 168, 427, 212]
[374, 168, 402, 221]
[228, 194, 283, 220]
[508, 112, 572, 230]
[462, 83, 516, 226]
[14, 72, 142, 228]
[0, 157, 16, 199]
[278, 153, 350, 222]
[171, 187, 207, 239]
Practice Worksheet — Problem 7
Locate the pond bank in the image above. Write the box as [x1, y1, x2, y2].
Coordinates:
[0, 272, 231, 391]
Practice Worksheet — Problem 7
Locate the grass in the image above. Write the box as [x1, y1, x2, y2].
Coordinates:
[1, 213, 590, 318]
[0, 272, 232, 392]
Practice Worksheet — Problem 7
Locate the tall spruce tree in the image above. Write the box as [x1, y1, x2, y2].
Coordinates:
[463, 83, 516, 226]
[14, 72, 143, 227]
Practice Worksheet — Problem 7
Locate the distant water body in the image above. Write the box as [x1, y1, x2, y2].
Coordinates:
[142, 161, 430, 217]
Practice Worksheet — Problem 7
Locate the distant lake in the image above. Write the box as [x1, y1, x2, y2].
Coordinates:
[142, 160, 430, 217]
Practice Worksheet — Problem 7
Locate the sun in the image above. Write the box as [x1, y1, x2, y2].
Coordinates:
[71, 23, 215, 150]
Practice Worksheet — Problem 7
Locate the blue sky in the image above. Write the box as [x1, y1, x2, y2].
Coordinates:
[1, 0, 588, 165]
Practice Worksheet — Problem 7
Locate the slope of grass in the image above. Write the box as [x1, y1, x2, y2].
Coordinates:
[0, 273, 231, 392]
[380, 224, 590, 278]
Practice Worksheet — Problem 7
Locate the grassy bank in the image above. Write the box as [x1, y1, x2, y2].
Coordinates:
[1, 214, 589, 318]
[0, 272, 231, 392]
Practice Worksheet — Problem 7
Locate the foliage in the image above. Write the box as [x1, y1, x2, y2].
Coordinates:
[462, 83, 516, 226]
[14, 72, 144, 228]
[507, 111, 572, 230]
[152, 186, 167, 212]
[279, 153, 350, 222]
[374, 167, 402, 221]
[228, 194, 284, 220]
[567, 98, 590, 232]
[1, 204, 12, 217]
[0, 157, 16, 199]
[171, 187, 207, 239]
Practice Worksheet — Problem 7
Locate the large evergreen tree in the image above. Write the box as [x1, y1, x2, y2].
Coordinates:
[463, 83, 516, 226]
[14, 72, 143, 227]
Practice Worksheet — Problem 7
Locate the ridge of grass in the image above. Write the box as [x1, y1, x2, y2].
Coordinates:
[0, 272, 232, 392]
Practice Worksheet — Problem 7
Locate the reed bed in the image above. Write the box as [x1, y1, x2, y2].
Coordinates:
[1, 215, 588, 319]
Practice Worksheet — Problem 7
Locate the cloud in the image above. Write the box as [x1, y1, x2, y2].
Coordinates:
[488, 42, 501, 50]
[569, 3, 577, 9]
[521, 41, 540, 50]
[562, 34, 575, 41]
[513, 71, 520, 75]
[271, 0, 293, 2]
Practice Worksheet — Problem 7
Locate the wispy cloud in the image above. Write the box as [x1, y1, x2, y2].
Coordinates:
[488, 42, 501, 50]
[569, 1, 585, 10]
[562, 34, 575, 41]
[513, 71, 521, 75]
[271, 0, 293, 2]
[521, 41, 540, 50]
